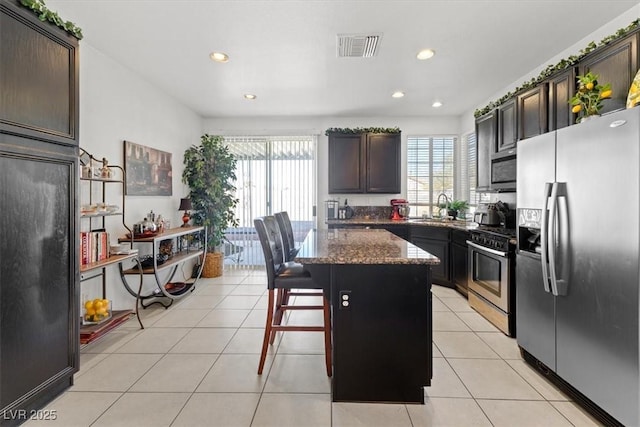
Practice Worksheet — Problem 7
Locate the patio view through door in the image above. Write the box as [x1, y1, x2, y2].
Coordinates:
[223, 135, 317, 267]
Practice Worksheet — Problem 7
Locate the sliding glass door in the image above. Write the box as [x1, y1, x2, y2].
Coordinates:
[224, 136, 317, 267]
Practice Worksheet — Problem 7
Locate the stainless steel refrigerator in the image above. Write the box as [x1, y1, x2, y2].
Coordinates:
[516, 107, 639, 426]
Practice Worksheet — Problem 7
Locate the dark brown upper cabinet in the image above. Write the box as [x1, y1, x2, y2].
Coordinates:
[547, 67, 576, 131]
[517, 84, 548, 140]
[579, 32, 639, 117]
[475, 110, 497, 192]
[497, 98, 517, 151]
[328, 133, 365, 193]
[366, 133, 401, 193]
[328, 132, 401, 194]
[0, 0, 79, 146]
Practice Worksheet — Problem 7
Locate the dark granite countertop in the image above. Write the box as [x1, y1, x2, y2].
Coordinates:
[295, 229, 441, 265]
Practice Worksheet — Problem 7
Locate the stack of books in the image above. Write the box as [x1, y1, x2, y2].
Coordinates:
[80, 231, 109, 265]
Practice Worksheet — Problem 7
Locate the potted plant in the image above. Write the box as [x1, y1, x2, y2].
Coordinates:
[182, 134, 239, 277]
[569, 72, 612, 123]
[447, 200, 469, 220]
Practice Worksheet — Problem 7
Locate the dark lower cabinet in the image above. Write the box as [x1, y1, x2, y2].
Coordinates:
[368, 224, 409, 240]
[411, 226, 450, 286]
[451, 230, 470, 297]
[1, 1, 79, 423]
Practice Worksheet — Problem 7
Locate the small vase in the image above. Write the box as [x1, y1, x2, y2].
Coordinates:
[579, 114, 600, 123]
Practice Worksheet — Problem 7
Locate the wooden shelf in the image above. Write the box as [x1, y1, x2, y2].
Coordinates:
[121, 250, 203, 275]
[80, 211, 122, 218]
[80, 252, 139, 274]
[79, 310, 133, 344]
[80, 177, 122, 183]
[118, 225, 204, 243]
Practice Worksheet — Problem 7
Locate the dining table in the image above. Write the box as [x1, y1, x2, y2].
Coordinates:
[294, 227, 440, 404]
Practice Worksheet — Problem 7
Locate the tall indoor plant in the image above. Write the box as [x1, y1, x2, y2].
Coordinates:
[182, 134, 238, 277]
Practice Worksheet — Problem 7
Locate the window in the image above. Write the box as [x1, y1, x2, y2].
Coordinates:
[407, 136, 456, 218]
[224, 135, 317, 267]
[465, 132, 490, 207]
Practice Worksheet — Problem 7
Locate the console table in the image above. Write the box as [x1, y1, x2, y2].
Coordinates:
[118, 226, 206, 308]
[295, 228, 439, 403]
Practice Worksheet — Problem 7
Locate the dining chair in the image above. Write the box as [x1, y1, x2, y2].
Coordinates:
[253, 215, 332, 376]
[274, 211, 298, 262]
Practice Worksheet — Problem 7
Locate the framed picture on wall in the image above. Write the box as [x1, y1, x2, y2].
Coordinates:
[124, 140, 172, 196]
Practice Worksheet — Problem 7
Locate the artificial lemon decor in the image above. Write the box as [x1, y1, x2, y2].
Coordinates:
[569, 72, 612, 123]
[84, 298, 111, 324]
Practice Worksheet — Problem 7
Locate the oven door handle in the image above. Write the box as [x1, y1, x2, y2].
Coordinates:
[466, 241, 508, 257]
[540, 183, 552, 293]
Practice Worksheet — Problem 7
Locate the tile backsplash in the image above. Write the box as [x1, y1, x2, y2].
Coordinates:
[349, 205, 393, 219]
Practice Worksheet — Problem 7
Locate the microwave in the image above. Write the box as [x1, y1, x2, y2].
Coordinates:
[491, 149, 516, 191]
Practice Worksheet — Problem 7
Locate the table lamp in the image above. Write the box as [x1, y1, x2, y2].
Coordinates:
[179, 198, 192, 227]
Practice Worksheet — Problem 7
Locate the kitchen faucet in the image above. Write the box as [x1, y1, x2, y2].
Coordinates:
[436, 193, 450, 219]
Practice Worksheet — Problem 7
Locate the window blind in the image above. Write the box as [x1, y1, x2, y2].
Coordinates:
[407, 136, 456, 218]
[466, 132, 489, 207]
[224, 135, 316, 267]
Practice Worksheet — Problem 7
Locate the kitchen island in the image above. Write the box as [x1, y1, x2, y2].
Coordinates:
[295, 228, 440, 403]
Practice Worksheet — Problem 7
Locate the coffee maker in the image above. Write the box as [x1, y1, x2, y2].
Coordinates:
[390, 199, 409, 220]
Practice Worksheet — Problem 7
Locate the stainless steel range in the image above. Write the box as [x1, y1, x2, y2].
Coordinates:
[467, 226, 516, 336]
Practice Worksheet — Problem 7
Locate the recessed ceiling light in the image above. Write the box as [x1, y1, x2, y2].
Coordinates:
[417, 49, 435, 60]
[244, 94, 257, 100]
[432, 101, 443, 108]
[392, 91, 405, 98]
[209, 52, 229, 63]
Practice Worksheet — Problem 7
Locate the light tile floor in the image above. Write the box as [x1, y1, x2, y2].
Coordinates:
[26, 268, 603, 427]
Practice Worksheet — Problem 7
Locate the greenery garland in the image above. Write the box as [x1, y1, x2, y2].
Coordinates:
[474, 18, 640, 118]
[325, 127, 401, 135]
[19, 0, 83, 40]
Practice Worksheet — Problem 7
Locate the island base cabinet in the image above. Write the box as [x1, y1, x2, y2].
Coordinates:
[329, 264, 432, 403]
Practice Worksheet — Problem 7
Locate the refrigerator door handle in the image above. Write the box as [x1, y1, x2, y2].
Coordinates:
[540, 182, 553, 293]
[547, 182, 569, 296]
[554, 183, 569, 296]
[548, 182, 560, 296]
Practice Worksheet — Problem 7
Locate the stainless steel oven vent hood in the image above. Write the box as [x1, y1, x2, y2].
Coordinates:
[337, 33, 382, 57]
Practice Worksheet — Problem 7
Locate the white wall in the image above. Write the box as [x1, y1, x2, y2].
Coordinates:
[203, 115, 461, 226]
[78, 43, 202, 309]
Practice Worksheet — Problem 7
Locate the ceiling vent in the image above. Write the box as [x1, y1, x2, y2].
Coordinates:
[337, 33, 382, 58]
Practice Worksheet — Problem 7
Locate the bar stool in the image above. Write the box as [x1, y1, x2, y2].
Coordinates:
[253, 216, 332, 376]
[274, 211, 298, 262]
